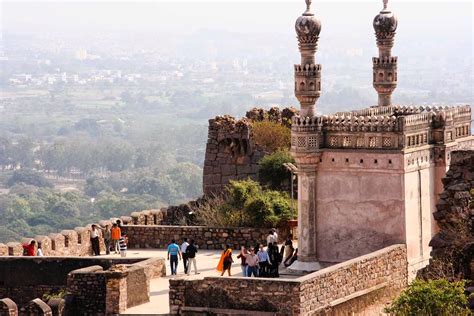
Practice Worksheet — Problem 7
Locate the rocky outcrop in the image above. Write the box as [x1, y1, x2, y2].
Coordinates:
[422, 150, 474, 280]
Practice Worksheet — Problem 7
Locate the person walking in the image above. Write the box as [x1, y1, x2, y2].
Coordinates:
[111, 223, 121, 254]
[167, 239, 181, 275]
[245, 248, 259, 277]
[236, 245, 249, 277]
[186, 239, 199, 275]
[257, 244, 270, 277]
[22, 240, 36, 256]
[119, 235, 128, 257]
[181, 238, 189, 274]
[90, 225, 101, 256]
[103, 224, 112, 255]
[217, 244, 233, 276]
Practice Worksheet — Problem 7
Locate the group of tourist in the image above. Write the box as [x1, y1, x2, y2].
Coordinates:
[21, 220, 128, 257]
[167, 238, 199, 275]
[91, 220, 128, 257]
[233, 231, 297, 278]
[166, 229, 298, 278]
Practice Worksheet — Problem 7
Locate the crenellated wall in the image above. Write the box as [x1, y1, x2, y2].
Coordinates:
[0, 210, 158, 257]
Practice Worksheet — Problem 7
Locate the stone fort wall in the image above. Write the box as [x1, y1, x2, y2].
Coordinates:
[0, 208, 278, 257]
[169, 244, 408, 315]
[203, 107, 297, 195]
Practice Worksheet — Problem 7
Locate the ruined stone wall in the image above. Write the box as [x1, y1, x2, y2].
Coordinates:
[422, 150, 474, 279]
[203, 107, 297, 195]
[169, 244, 407, 315]
[122, 225, 273, 250]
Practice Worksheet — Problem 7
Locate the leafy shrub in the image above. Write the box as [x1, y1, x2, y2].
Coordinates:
[258, 150, 294, 189]
[251, 121, 291, 152]
[384, 279, 470, 315]
[226, 179, 261, 209]
[194, 179, 295, 228]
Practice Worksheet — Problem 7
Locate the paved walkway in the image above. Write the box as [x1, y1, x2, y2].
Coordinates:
[118, 249, 246, 315]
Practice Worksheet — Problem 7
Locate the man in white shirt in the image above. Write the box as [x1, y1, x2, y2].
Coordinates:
[181, 238, 190, 274]
[272, 228, 278, 244]
[266, 230, 275, 246]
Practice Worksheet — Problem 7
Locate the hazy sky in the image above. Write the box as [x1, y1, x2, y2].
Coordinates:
[2, 0, 472, 107]
[3, 1, 472, 36]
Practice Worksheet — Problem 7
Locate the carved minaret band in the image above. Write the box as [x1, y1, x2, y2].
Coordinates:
[295, 0, 321, 117]
[373, 0, 397, 107]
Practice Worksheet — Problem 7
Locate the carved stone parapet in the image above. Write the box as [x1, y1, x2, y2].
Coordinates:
[291, 116, 323, 153]
[291, 132, 322, 153]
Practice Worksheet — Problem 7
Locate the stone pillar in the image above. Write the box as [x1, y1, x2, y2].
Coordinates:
[296, 165, 318, 263]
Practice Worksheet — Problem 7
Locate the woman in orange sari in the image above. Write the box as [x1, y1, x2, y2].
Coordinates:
[217, 244, 233, 276]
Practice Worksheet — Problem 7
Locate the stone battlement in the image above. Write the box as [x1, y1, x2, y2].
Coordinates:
[373, 56, 398, 65]
[294, 63, 322, 74]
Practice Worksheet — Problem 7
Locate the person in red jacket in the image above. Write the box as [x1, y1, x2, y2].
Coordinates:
[22, 240, 36, 256]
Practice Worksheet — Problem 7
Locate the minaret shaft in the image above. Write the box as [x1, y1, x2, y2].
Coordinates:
[372, 0, 397, 107]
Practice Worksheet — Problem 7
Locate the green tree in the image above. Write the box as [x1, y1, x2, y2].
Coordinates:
[258, 150, 294, 190]
[84, 177, 112, 197]
[7, 169, 53, 188]
[226, 179, 261, 210]
[251, 121, 291, 152]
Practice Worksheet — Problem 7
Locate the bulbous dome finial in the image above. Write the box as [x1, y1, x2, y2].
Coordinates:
[373, 0, 397, 38]
[295, 0, 321, 40]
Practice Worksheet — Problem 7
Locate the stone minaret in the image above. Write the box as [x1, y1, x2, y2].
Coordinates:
[373, 0, 397, 107]
[289, 0, 323, 272]
[295, 0, 321, 117]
